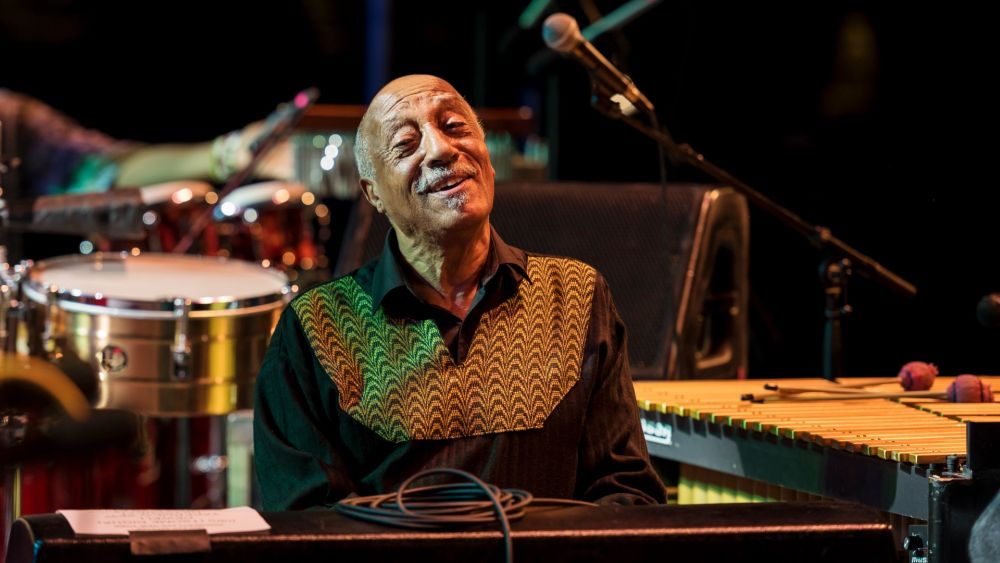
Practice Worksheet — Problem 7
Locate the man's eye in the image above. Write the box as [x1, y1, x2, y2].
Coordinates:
[446, 121, 467, 130]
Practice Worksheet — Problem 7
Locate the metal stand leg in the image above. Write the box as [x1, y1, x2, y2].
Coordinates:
[2, 412, 26, 562]
[189, 416, 229, 509]
[174, 417, 190, 508]
[821, 256, 853, 380]
[1, 464, 20, 561]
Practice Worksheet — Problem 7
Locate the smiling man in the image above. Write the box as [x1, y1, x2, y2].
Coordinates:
[253, 75, 665, 510]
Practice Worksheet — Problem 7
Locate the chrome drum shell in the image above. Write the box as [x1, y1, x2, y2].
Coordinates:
[23, 252, 291, 416]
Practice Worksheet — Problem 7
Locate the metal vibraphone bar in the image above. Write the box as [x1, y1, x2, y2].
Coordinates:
[635, 377, 1000, 563]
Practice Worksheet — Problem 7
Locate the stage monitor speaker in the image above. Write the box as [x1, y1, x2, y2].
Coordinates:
[336, 182, 749, 379]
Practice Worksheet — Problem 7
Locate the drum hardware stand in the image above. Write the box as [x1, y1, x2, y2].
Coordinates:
[1, 242, 31, 550]
[1, 412, 26, 557]
[170, 297, 195, 508]
[1, 120, 21, 356]
[165, 297, 228, 509]
[582, 77, 917, 381]
[2, 124, 34, 535]
[191, 418, 229, 509]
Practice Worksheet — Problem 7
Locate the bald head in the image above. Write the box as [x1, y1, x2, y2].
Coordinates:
[354, 75, 480, 181]
[352, 74, 495, 240]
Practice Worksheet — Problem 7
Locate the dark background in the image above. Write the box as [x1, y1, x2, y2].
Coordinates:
[2, 1, 997, 379]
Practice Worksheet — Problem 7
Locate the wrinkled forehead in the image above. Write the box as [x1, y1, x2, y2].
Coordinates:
[364, 76, 473, 135]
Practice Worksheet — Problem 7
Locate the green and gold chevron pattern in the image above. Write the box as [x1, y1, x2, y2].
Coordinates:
[292, 256, 597, 442]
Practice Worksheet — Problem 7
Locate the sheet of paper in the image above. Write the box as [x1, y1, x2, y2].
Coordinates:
[57, 507, 271, 535]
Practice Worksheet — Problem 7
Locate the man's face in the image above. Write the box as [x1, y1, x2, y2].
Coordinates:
[361, 76, 495, 238]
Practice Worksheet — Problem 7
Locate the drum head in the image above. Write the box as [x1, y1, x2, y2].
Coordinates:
[24, 253, 290, 315]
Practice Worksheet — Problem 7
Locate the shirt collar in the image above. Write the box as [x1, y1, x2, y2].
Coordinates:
[370, 225, 528, 309]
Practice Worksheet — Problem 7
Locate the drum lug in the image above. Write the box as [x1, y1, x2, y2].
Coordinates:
[0, 283, 11, 352]
[1, 261, 28, 353]
[41, 284, 61, 358]
[172, 297, 192, 380]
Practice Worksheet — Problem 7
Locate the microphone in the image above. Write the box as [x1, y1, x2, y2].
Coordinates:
[247, 87, 320, 155]
[542, 12, 654, 116]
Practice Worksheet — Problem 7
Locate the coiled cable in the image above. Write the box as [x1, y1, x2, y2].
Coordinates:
[334, 467, 596, 563]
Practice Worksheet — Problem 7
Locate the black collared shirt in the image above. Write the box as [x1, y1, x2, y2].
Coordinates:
[254, 227, 666, 510]
[358, 227, 528, 363]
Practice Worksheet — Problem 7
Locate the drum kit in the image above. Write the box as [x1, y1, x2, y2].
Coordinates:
[0, 178, 329, 556]
[70, 179, 331, 283]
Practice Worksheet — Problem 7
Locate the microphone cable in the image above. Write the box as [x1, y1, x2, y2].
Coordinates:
[334, 467, 597, 563]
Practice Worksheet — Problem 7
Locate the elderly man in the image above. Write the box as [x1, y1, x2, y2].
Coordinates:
[253, 75, 665, 510]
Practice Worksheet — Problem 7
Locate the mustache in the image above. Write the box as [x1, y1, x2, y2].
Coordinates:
[414, 164, 478, 195]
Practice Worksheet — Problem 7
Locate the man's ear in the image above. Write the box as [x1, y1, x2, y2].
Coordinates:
[360, 179, 383, 213]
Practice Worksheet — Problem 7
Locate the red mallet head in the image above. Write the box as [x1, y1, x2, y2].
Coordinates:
[898, 361, 938, 391]
[946, 375, 995, 403]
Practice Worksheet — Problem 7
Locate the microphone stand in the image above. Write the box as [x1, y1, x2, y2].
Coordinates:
[172, 88, 318, 255]
[171, 126, 290, 255]
[588, 83, 917, 380]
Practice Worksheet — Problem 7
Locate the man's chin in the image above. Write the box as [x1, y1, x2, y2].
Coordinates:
[441, 190, 470, 211]
[430, 198, 490, 231]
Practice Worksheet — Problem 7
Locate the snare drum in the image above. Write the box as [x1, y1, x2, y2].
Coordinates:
[22, 252, 291, 416]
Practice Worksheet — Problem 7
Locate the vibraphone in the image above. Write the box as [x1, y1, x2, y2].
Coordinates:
[635, 377, 1000, 563]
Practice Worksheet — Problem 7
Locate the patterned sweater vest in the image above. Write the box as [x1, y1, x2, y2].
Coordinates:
[292, 256, 597, 443]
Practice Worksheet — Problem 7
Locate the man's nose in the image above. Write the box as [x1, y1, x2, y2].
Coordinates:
[421, 125, 458, 168]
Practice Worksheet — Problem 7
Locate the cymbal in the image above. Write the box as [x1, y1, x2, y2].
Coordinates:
[138, 180, 213, 206]
[0, 353, 89, 422]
